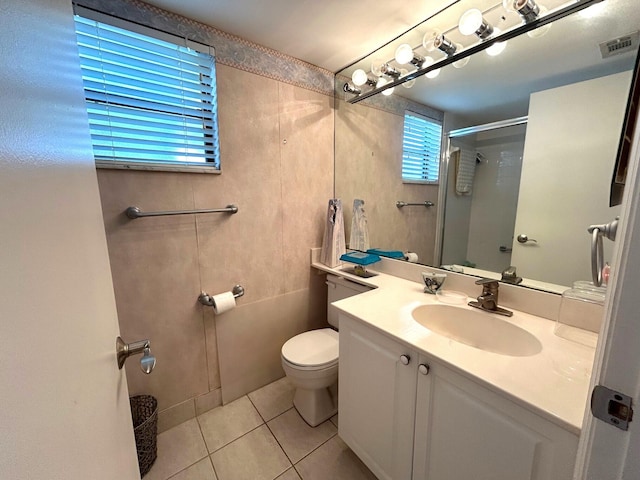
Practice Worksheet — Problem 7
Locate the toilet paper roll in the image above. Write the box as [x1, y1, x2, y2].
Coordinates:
[211, 291, 236, 315]
[406, 252, 419, 263]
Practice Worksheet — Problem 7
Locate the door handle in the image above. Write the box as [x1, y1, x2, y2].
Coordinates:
[116, 337, 156, 374]
[517, 234, 537, 244]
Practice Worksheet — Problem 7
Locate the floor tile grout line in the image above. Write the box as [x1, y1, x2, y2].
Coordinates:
[263, 413, 297, 467]
[265, 408, 339, 468]
[163, 455, 209, 480]
[246, 391, 269, 423]
[291, 429, 339, 470]
[205, 421, 269, 456]
[206, 453, 220, 480]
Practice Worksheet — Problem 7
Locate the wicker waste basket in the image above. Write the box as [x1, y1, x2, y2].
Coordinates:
[130, 395, 158, 478]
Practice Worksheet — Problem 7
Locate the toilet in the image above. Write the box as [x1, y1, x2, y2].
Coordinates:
[281, 274, 371, 427]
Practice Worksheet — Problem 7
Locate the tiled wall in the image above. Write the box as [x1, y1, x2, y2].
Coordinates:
[335, 97, 440, 265]
[90, 0, 334, 429]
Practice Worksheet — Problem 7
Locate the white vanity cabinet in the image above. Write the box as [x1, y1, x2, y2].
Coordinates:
[339, 314, 418, 480]
[412, 355, 579, 480]
[338, 313, 580, 480]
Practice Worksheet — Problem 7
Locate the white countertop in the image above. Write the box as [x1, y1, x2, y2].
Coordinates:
[313, 262, 596, 435]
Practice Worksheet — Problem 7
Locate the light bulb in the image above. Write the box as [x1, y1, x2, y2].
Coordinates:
[452, 43, 470, 68]
[395, 44, 414, 65]
[371, 59, 400, 79]
[351, 69, 368, 86]
[424, 30, 460, 58]
[486, 28, 507, 56]
[459, 9, 493, 39]
[371, 58, 386, 77]
[459, 9, 483, 35]
[399, 68, 416, 88]
[422, 30, 441, 52]
[423, 57, 441, 79]
[376, 77, 394, 96]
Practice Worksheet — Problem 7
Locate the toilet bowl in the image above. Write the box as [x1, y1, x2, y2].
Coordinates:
[281, 328, 339, 426]
[281, 274, 372, 427]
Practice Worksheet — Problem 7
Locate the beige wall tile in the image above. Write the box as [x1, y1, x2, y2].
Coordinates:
[97, 170, 209, 411]
[279, 83, 334, 293]
[193, 65, 284, 305]
[214, 288, 328, 404]
[335, 99, 439, 264]
[97, 63, 335, 415]
[203, 307, 221, 391]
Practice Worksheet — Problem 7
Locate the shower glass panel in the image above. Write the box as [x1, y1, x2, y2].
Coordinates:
[440, 123, 526, 273]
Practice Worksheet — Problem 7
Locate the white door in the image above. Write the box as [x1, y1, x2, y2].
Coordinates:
[574, 80, 640, 480]
[0, 0, 140, 478]
[510, 74, 627, 287]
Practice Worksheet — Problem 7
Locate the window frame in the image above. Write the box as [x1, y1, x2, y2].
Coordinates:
[401, 111, 443, 185]
[74, 6, 221, 174]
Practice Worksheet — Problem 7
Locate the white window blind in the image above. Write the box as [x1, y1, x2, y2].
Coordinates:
[401, 112, 442, 183]
[74, 15, 220, 171]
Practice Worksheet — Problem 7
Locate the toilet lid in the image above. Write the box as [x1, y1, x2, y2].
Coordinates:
[282, 328, 338, 368]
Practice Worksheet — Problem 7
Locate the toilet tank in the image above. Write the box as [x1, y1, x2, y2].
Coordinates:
[326, 274, 373, 329]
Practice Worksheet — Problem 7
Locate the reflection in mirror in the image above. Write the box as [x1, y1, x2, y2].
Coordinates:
[334, 0, 639, 292]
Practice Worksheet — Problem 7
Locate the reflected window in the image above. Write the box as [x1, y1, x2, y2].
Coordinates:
[401, 112, 442, 183]
[74, 14, 220, 172]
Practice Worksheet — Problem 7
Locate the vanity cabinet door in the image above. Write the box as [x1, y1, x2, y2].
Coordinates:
[412, 357, 579, 480]
[339, 314, 417, 480]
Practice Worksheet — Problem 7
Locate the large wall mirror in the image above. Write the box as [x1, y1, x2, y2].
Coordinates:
[335, 0, 639, 293]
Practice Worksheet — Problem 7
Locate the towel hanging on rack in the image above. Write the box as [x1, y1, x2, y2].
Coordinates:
[452, 147, 477, 195]
[320, 199, 346, 268]
[349, 199, 370, 252]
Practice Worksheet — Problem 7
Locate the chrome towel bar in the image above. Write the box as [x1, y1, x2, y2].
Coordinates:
[396, 201, 435, 208]
[125, 204, 238, 219]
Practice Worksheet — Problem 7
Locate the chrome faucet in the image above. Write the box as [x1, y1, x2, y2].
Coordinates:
[468, 278, 513, 317]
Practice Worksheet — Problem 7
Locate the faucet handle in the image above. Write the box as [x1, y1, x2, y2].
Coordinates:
[475, 278, 499, 286]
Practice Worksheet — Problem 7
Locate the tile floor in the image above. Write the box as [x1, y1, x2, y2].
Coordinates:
[144, 377, 377, 480]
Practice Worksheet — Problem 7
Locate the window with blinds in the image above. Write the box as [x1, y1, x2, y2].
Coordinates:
[74, 14, 220, 172]
[401, 112, 442, 183]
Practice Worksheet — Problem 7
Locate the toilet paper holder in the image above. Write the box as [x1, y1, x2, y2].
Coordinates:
[198, 284, 245, 306]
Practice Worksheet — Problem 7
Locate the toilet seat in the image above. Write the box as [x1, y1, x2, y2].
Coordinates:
[281, 328, 338, 370]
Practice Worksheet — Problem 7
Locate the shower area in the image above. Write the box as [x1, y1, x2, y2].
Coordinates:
[439, 119, 527, 272]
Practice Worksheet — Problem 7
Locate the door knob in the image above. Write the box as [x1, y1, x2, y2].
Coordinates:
[116, 337, 156, 374]
[517, 234, 537, 244]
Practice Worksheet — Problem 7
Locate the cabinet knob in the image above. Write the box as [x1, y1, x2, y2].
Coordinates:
[400, 354, 411, 365]
[419, 364, 430, 375]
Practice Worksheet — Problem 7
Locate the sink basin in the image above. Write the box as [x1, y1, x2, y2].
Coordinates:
[412, 304, 542, 357]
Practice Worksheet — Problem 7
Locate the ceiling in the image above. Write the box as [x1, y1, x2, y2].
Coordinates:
[142, 0, 458, 72]
[143, 0, 639, 123]
[338, 0, 640, 123]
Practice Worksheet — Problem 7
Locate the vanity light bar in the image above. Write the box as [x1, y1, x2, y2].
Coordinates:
[345, 0, 604, 104]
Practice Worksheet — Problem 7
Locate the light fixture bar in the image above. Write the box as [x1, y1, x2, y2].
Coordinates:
[346, 0, 605, 104]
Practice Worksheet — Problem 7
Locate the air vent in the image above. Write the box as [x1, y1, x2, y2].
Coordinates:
[600, 31, 640, 59]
